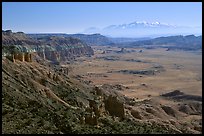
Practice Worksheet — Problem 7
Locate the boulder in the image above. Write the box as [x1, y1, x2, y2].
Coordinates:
[47, 71, 52, 79]
[131, 109, 143, 120]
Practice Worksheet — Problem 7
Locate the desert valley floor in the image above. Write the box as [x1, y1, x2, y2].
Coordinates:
[3, 45, 202, 134]
[66, 46, 202, 133]
[70, 46, 202, 98]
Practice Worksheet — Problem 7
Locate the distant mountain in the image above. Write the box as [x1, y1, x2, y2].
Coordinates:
[68, 34, 151, 46]
[126, 35, 202, 50]
[104, 21, 176, 30]
[108, 37, 151, 44]
[83, 21, 202, 38]
[29, 33, 114, 46]
[68, 34, 114, 46]
[83, 27, 101, 34]
[27, 32, 202, 51]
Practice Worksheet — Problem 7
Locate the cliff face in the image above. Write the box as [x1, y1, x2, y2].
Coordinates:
[2, 30, 40, 46]
[2, 30, 94, 62]
[68, 34, 114, 46]
[36, 36, 94, 62]
[128, 35, 202, 50]
[29, 33, 115, 46]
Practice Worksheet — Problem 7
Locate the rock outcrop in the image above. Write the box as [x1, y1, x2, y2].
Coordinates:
[161, 90, 202, 102]
[104, 95, 125, 118]
[24, 53, 32, 62]
[131, 109, 143, 120]
[6, 52, 33, 62]
[161, 105, 177, 117]
[88, 99, 105, 117]
[14, 53, 25, 62]
[2, 30, 40, 46]
[2, 30, 94, 63]
[44, 46, 94, 62]
[84, 112, 98, 126]
[44, 51, 60, 62]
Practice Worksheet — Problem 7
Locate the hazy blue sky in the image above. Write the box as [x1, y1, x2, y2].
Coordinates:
[2, 2, 202, 34]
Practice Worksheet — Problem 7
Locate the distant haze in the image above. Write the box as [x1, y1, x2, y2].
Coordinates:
[83, 21, 202, 38]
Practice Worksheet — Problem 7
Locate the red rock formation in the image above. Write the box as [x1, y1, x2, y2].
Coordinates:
[8, 52, 33, 62]
[2, 30, 94, 63]
[14, 53, 25, 62]
[24, 53, 32, 62]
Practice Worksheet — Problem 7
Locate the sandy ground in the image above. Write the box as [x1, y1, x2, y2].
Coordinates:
[70, 46, 202, 99]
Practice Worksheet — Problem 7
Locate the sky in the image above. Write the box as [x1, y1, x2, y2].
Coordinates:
[2, 2, 202, 34]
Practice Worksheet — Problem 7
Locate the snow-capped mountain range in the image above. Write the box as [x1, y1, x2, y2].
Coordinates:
[83, 21, 201, 38]
[104, 21, 177, 29]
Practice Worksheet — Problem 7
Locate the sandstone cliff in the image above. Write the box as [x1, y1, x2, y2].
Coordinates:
[2, 30, 94, 62]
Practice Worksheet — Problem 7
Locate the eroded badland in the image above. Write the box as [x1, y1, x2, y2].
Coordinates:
[2, 31, 202, 134]
[69, 46, 202, 133]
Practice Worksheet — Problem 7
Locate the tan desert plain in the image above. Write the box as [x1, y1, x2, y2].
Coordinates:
[66, 46, 202, 133]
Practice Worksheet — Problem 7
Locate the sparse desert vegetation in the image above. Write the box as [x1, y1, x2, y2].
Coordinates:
[69, 46, 202, 134]
[2, 2, 202, 134]
[2, 31, 202, 134]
